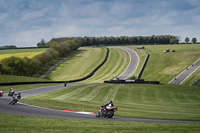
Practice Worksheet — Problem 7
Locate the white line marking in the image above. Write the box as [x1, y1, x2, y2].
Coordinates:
[180, 66, 200, 84]
[168, 58, 200, 84]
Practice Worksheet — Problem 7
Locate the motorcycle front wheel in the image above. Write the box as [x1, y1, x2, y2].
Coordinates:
[106, 111, 114, 118]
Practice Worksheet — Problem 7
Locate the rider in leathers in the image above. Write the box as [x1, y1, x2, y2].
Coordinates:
[102, 100, 114, 110]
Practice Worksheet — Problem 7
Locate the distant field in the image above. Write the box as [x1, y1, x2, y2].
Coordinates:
[0, 48, 47, 60]
[127, 44, 200, 84]
[0, 75, 50, 83]
[22, 83, 200, 121]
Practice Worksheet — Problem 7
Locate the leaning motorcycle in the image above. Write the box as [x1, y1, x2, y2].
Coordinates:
[96, 105, 118, 118]
[0, 93, 3, 98]
[9, 93, 21, 105]
[8, 89, 15, 97]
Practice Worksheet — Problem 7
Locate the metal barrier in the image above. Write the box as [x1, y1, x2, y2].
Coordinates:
[137, 54, 150, 79]
[0, 48, 110, 86]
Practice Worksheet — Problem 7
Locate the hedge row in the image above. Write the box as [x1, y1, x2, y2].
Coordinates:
[0, 39, 80, 77]
[0, 48, 109, 86]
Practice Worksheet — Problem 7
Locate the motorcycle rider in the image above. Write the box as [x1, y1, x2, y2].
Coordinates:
[9, 93, 21, 105]
[102, 100, 114, 110]
[8, 88, 15, 97]
[0, 90, 4, 97]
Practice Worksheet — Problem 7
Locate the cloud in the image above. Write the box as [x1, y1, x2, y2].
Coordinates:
[20, 8, 49, 21]
[0, 0, 200, 47]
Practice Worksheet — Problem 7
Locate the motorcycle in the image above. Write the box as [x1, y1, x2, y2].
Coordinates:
[9, 93, 21, 105]
[96, 105, 118, 118]
[8, 89, 15, 97]
[0, 92, 3, 98]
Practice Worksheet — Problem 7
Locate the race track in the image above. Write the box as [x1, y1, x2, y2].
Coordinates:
[0, 84, 198, 123]
[0, 47, 199, 123]
[116, 47, 139, 79]
[169, 59, 200, 84]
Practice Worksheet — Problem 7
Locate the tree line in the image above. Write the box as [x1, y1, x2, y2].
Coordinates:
[48, 35, 179, 47]
[0, 39, 80, 77]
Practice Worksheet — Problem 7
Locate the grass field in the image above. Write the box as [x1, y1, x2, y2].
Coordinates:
[21, 83, 200, 121]
[46, 47, 106, 81]
[83, 47, 129, 82]
[0, 75, 50, 83]
[1, 113, 200, 133]
[0, 48, 47, 60]
[46, 47, 129, 82]
[0, 83, 62, 95]
[126, 44, 200, 84]
[1, 44, 200, 132]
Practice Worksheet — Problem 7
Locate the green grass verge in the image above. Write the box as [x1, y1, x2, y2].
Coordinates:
[21, 83, 200, 121]
[83, 47, 129, 82]
[0, 83, 62, 94]
[46, 47, 129, 83]
[1, 113, 199, 133]
[0, 75, 51, 83]
[126, 44, 200, 84]
[46, 47, 106, 81]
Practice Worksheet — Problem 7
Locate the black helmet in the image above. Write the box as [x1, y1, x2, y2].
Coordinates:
[108, 100, 112, 103]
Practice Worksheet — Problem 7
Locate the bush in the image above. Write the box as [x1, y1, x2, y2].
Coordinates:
[0, 39, 80, 77]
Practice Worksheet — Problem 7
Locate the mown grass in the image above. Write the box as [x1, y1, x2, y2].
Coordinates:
[0, 75, 51, 83]
[83, 47, 129, 82]
[46, 47, 106, 81]
[46, 47, 129, 82]
[0, 83, 62, 94]
[21, 83, 200, 121]
[1, 113, 199, 133]
[126, 44, 200, 84]
[0, 48, 47, 60]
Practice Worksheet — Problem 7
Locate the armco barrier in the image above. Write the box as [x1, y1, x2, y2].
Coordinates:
[104, 79, 159, 85]
[137, 54, 150, 79]
[190, 78, 200, 86]
[0, 48, 109, 86]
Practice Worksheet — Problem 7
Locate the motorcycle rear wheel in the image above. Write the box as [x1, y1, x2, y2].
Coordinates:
[96, 112, 100, 117]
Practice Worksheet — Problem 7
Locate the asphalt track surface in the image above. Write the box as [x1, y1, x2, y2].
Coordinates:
[0, 48, 199, 123]
[115, 47, 139, 79]
[169, 59, 200, 84]
[0, 83, 198, 123]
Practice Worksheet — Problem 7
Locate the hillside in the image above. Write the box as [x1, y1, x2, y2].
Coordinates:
[126, 44, 200, 84]
[46, 47, 129, 82]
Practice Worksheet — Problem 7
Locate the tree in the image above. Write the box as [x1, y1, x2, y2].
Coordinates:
[37, 39, 48, 48]
[185, 37, 190, 43]
[192, 37, 197, 44]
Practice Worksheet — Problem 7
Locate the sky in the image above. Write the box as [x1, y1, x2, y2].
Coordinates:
[0, 0, 200, 47]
